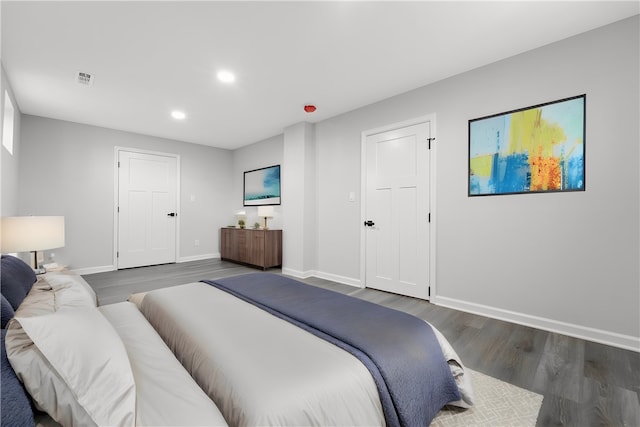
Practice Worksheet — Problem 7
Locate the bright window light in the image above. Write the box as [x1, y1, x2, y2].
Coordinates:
[217, 70, 236, 84]
[2, 91, 15, 155]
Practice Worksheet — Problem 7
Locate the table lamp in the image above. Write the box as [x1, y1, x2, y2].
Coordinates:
[257, 206, 274, 230]
[1, 216, 65, 273]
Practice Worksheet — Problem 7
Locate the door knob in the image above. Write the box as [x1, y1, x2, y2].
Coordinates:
[167, 212, 177, 217]
[364, 220, 375, 227]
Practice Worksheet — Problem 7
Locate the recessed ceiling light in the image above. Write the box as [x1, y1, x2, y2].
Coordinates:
[171, 110, 186, 120]
[217, 70, 236, 83]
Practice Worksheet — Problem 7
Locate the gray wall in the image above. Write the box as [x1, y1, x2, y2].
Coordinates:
[231, 134, 284, 229]
[17, 116, 234, 271]
[311, 16, 639, 342]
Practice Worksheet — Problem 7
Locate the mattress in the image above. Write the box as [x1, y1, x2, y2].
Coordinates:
[135, 282, 385, 426]
[133, 278, 474, 426]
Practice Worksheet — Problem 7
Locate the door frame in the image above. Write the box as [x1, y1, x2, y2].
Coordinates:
[113, 146, 181, 269]
[359, 114, 437, 299]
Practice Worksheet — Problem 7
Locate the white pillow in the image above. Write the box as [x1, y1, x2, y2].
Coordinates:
[14, 284, 55, 318]
[14, 272, 97, 318]
[44, 272, 98, 308]
[6, 307, 136, 427]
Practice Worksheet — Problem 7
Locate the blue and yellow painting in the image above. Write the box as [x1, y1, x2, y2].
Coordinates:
[469, 95, 585, 196]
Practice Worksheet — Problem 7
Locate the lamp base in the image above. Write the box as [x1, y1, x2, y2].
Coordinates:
[30, 251, 47, 275]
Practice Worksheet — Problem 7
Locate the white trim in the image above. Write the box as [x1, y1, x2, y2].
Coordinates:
[178, 253, 219, 263]
[113, 148, 119, 268]
[113, 147, 181, 270]
[359, 138, 367, 294]
[285, 268, 362, 288]
[70, 265, 115, 275]
[360, 114, 437, 300]
[70, 254, 220, 275]
[282, 267, 315, 279]
[313, 270, 362, 288]
[428, 116, 437, 300]
[432, 295, 640, 352]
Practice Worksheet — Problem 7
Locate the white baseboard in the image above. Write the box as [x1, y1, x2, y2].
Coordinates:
[283, 268, 362, 289]
[71, 265, 116, 275]
[178, 253, 220, 263]
[432, 295, 640, 352]
[72, 254, 220, 275]
[312, 270, 362, 289]
[282, 267, 315, 279]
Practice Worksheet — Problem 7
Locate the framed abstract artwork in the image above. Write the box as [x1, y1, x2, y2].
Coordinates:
[243, 164, 281, 206]
[469, 94, 585, 196]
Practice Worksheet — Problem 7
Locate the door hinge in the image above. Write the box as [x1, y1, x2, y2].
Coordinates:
[427, 137, 435, 149]
[428, 286, 431, 297]
[118, 161, 120, 167]
[428, 212, 431, 223]
[116, 251, 119, 258]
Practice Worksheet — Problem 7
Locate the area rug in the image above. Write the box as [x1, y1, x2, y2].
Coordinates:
[431, 369, 543, 427]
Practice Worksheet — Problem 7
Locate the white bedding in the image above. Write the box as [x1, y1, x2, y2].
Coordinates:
[6, 272, 228, 427]
[8, 307, 137, 426]
[100, 302, 228, 426]
[133, 281, 474, 426]
[135, 282, 385, 427]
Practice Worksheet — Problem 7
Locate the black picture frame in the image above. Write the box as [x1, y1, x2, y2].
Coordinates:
[469, 94, 586, 196]
[243, 165, 281, 206]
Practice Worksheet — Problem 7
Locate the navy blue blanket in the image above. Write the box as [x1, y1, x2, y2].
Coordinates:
[203, 273, 460, 427]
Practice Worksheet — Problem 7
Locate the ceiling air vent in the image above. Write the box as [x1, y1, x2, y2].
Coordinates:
[75, 71, 95, 87]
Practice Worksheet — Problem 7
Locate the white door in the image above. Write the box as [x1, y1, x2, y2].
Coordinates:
[117, 150, 178, 269]
[364, 121, 430, 299]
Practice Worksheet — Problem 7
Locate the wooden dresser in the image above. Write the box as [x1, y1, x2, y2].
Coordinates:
[220, 228, 282, 270]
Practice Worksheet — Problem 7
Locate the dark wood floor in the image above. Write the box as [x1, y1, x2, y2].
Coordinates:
[83, 258, 640, 427]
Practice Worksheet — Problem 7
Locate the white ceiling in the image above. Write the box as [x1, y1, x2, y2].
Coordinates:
[2, 1, 638, 150]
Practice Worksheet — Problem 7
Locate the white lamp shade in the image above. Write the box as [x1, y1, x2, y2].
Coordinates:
[257, 206, 274, 218]
[1, 216, 65, 253]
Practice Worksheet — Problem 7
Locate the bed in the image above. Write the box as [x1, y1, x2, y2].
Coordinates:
[1, 253, 474, 426]
[131, 272, 475, 427]
[1, 255, 227, 427]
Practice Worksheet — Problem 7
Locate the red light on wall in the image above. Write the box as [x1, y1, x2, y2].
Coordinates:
[304, 105, 317, 113]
